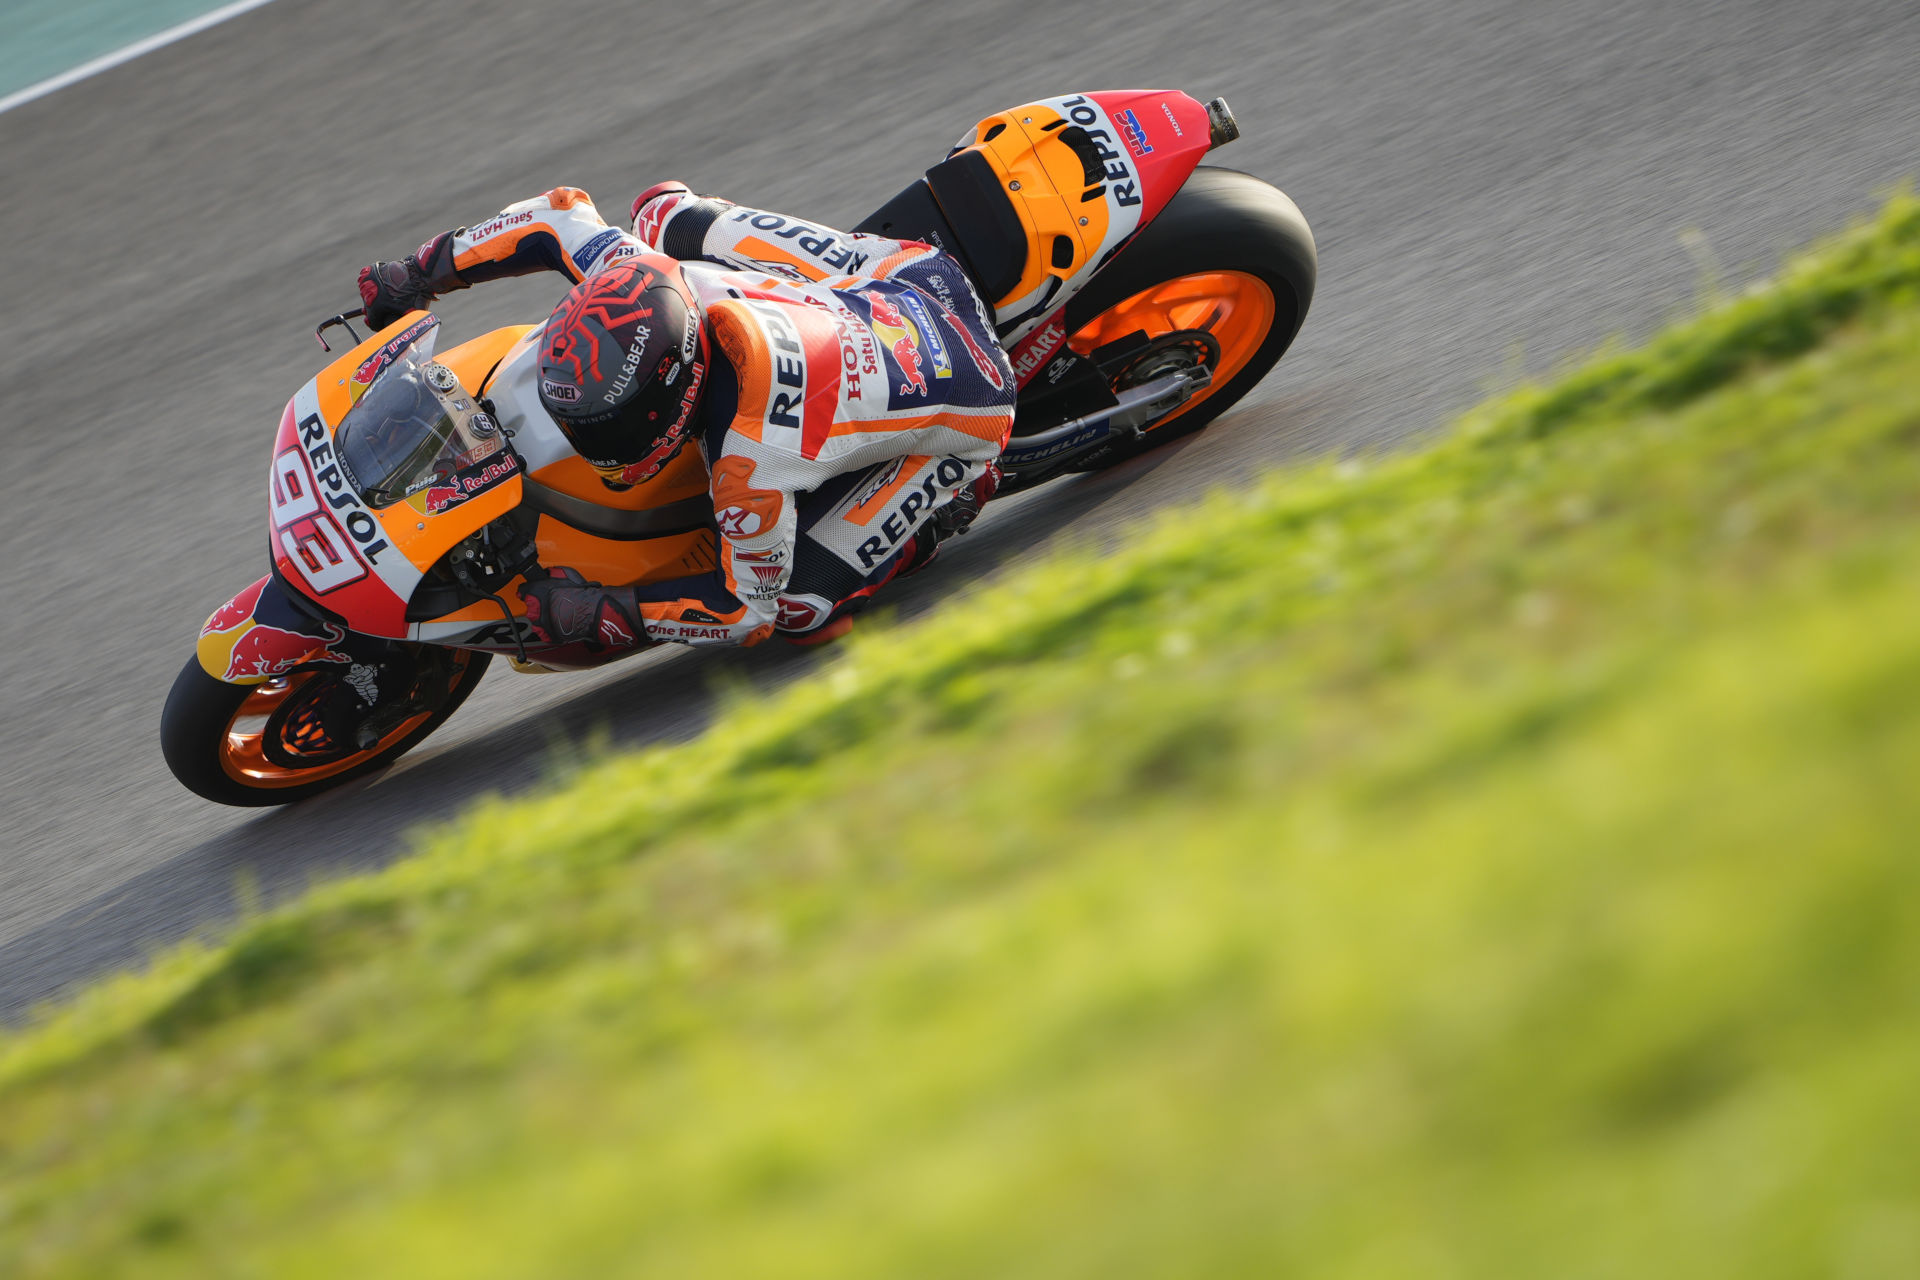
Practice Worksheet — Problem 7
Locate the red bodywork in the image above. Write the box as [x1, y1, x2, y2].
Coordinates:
[266, 399, 411, 638]
[1084, 89, 1214, 226]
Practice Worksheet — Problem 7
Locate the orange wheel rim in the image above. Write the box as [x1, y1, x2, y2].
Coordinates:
[217, 656, 465, 789]
[1069, 270, 1275, 428]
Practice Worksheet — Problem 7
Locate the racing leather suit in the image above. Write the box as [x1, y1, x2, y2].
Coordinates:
[416, 186, 1015, 646]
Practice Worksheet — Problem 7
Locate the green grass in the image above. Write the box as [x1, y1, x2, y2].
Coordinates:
[5, 195, 1920, 1279]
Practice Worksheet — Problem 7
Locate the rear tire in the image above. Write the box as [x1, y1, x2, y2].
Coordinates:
[1059, 167, 1316, 467]
[161, 648, 490, 807]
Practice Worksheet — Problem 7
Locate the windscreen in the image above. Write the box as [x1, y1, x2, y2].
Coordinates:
[335, 350, 507, 510]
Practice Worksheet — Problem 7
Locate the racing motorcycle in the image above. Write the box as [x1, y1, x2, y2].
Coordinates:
[162, 89, 1317, 805]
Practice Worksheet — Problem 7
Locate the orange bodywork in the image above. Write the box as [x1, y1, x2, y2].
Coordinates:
[948, 103, 1115, 310]
[523, 425, 717, 590]
[313, 318, 398, 426]
[530, 439, 710, 512]
[437, 324, 535, 396]
[529, 519, 717, 588]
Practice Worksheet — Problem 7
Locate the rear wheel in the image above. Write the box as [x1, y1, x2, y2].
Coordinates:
[1056, 167, 1316, 468]
[161, 647, 489, 807]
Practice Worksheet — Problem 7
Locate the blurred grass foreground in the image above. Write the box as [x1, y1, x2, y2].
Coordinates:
[6, 196, 1920, 1278]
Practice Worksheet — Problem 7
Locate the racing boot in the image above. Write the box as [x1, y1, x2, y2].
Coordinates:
[898, 461, 1002, 578]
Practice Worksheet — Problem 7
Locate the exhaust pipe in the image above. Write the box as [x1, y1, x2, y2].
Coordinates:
[1206, 97, 1240, 149]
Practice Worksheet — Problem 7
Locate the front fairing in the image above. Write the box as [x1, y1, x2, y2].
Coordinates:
[266, 311, 524, 638]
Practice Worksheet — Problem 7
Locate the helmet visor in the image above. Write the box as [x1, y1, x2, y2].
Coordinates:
[335, 350, 505, 509]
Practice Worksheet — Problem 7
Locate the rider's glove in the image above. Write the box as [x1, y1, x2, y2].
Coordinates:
[519, 567, 648, 651]
[356, 230, 468, 330]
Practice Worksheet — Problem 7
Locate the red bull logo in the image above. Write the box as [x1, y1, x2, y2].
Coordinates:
[215, 622, 351, 683]
[203, 576, 267, 634]
[347, 315, 439, 404]
[408, 454, 519, 517]
[347, 357, 382, 406]
[862, 289, 930, 396]
[867, 291, 905, 329]
[891, 335, 929, 395]
[197, 575, 350, 684]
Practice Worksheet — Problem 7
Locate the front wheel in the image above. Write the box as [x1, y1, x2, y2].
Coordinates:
[160, 646, 490, 807]
[1059, 166, 1317, 468]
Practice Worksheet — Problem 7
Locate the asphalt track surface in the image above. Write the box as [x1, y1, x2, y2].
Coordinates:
[2, 0, 1917, 1020]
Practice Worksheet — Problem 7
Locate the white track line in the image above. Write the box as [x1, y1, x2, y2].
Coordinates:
[0, 0, 284, 117]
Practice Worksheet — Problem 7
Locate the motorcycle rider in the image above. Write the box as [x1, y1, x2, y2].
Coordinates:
[357, 183, 1014, 650]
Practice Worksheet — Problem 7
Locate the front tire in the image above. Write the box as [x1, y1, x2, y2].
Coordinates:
[161, 648, 490, 807]
[1059, 167, 1317, 467]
